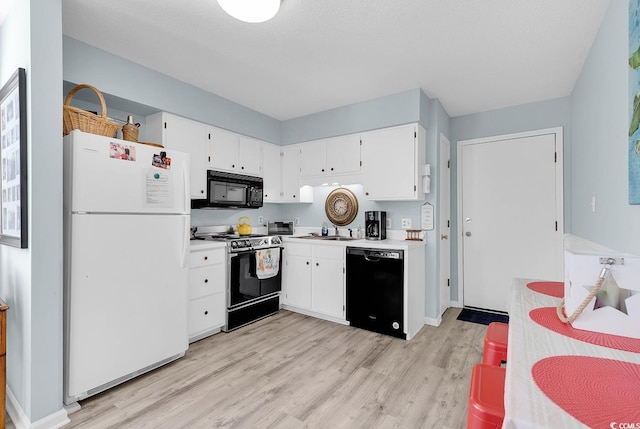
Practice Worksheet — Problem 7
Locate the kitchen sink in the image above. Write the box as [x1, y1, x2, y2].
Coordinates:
[291, 235, 359, 241]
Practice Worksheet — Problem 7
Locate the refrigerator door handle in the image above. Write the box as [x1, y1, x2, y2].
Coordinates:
[183, 160, 190, 213]
[181, 216, 189, 269]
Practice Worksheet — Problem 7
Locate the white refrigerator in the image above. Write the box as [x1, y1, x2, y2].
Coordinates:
[63, 130, 190, 405]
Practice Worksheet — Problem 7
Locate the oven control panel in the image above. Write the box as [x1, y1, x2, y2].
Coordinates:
[229, 236, 281, 252]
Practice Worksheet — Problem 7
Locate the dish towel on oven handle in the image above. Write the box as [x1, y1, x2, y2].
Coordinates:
[255, 248, 279, 279]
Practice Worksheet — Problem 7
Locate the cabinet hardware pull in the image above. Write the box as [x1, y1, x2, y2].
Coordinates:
[204, 310, 208, 315]
[204, 279, 208, 283]
[204, 256, 208, 260]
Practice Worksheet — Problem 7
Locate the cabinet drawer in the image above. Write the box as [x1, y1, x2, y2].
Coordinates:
[190, 247, 226, 268]
[313, 244, 344, 260]
[188, 293, 225, 338]
[285, 242, 312, 257]
[189, 264, 226, 299]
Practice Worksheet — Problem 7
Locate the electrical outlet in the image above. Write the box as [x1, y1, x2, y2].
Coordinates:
[295, 217, 300, 226]
[258, 216, 263, 225]
[386, 218, 391, 228]
[401, 218, 412, 229]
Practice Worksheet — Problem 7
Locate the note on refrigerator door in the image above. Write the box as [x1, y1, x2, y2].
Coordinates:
[421, 203, 434, 230]
[143, 169, 172, 207]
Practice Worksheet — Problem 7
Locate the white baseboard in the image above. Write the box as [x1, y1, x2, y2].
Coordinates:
[424, 316, 441, 327]
[7, 387, 69, 429]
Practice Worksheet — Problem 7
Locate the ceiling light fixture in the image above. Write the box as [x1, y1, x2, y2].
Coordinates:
[217, 0, 281, 23]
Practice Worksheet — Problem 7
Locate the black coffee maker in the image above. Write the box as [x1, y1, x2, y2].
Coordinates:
[365, 211, 386, 240]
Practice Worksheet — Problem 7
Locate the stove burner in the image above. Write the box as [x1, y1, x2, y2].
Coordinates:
[194, 232, 281, 252]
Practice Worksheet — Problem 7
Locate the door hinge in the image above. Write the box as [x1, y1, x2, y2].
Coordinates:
[554, 152, 557, 163]
[447, 278, 450, 287]
[208, 155, 211, 163]
[448, 159, 451, 168]
[360, 161, 362, 166]
[280, 151, 284, 157]
[343, 305, 345, 311]
[447, 219, 450, 228]
[555, 221, 558, 231]
[414, 131, 417, 138]
[414, 185, 417, 191]
[343, 267, 345, 274]
[164, 121, 167, 129]
[208, 133, 211, 140]
[360, 139, 362, 145]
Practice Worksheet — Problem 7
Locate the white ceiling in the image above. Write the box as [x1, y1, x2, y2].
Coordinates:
[61, 0, 612, 121]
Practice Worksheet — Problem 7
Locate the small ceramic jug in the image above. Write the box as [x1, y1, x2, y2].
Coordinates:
[122, 115, 140, 142]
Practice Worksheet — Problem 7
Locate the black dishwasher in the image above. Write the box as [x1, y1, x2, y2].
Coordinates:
[346, 247, 405, 339]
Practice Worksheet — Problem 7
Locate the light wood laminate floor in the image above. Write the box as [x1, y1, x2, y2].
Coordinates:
[38, 308, 486, 429]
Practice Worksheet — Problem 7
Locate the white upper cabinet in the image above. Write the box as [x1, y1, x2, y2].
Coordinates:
[146, 112, 208, 199]
[361, 123, 426, 201]
[262, 142, 282, 202]
[262, 143, 303, 203]
[298, 134, 361, 185]
[281, 145, 301, 202]
[299, 140, 327, 177]
[238, 136, 263, 177]
[208, 128, 263, 177]
[326, 134, 361, 175]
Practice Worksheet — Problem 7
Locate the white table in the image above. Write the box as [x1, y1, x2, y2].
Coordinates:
[503, 278, 640, 429]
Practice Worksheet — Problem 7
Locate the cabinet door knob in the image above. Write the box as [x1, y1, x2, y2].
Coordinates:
[321, 169, 325, 172]
[293, 194, 296, 198]
[330, 167, 334, 171]
[204, 256, 208, 261]
[232, 164, 235, 168]
[241, 166, 244, 170]
[200, 189, 204, 194]
[306, 261, 309, 265]
[204, 278, 208, 283]
[316, 262, 319, 266]
[204, 310, 208, 315]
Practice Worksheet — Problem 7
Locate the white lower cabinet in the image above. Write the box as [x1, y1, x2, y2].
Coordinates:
[188, 245, 226, 342]
[282, 242, 345, 322]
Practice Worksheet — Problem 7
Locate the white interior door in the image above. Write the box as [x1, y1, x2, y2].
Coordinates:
[439, 134, 451, 316]
[459, 130, 563, 312]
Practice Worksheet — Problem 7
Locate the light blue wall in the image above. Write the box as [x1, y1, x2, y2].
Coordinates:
[0, 0, 65, 423]
[449, 97, 572, 301]
[571, 0, 640, 255]
[280, 88, 425, 144]
[63, 36, 281, 144]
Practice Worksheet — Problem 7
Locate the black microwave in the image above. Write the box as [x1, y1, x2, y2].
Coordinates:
[192, 170, 263, 209]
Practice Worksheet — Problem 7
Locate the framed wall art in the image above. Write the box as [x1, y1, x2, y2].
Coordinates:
[630, 0, 640, 204]
[0, 68, 27, 248]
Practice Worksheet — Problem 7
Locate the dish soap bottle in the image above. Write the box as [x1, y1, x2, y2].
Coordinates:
[321, 222, 329, 236]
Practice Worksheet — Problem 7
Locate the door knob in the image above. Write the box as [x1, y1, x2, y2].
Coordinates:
[441, 234, 449, 240]
[465, 232, 472, 237]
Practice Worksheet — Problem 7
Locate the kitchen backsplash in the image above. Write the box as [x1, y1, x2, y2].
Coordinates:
[191, 184, 426, 231]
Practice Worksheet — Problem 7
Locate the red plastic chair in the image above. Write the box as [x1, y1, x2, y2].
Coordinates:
[483, 322, 508, 366]
[467, 363, 506, 429]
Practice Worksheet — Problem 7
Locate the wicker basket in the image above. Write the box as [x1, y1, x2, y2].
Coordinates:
[63, 84, 119, 137]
